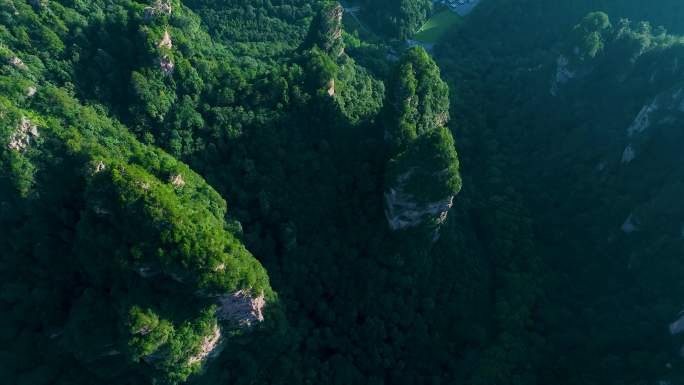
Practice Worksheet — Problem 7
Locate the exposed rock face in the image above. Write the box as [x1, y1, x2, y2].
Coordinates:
[621, 144, 636, 164]
[187, 325, 221, 365]
[144, 0, 172, 20]
[627, 98, 659, 136]
[9, 56, 27, 70]
[621, 88, 684, 166]
[384, 128, 460, 236]
[383, 48, 461, 237]
[385, 178, 454, 230]
[135, 266, 157, 278]
[548, 50, 596, 96]
[8, 116, 39, 151]
[670, 313, 684, 335]
[323, 3, 344, 56]
[626, 88, 684, 137]
[550, 55, 576, 96]
[159, 55, 174, 75]
[217, 289, 265, 327]
[94, 161, 106, 174]
[158, 30, 172, 49]
[304, 2, 345, 57]
[551, 12, 612, 95]
[169, 174, 185, 187]
[326, 78, 335, 97]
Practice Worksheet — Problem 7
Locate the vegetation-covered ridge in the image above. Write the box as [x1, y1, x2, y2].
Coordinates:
[0, 1, 465, 384]
[434, 1, 684, 384]
[384, 47, 461, 233]
[9, 0, 684, 385]
[1, 43, 274, 385]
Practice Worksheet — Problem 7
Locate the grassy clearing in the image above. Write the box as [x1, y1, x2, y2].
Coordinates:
[415, 8, 462, 43]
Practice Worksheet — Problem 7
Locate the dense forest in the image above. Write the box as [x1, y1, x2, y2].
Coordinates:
[2, 0, 684, 385]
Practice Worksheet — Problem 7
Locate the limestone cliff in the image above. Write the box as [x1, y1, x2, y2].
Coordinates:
[383, 48, 461, 236]
[550, 12, 612, 95]
[303, 2, 345, 58]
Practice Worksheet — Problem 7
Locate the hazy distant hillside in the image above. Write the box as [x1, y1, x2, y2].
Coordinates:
[437, 4, 684, 385]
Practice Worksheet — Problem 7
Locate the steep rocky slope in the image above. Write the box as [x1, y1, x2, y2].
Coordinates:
[383, 48, 461, 235]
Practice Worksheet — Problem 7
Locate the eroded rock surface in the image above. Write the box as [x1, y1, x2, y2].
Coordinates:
[550, 55, 576, 95]
[304, 2, 345, 57]
[159, 55, 174, 75]
[169, 174, 185, 187]
[188, 325, 221, 365]
[670, 313, 684, 335]
[96, 161, 106, 173]
[158, 30, 172, 49]
[621, 145, 636, 164]
[9, 56, 27, 70]
[217, 289, 265, 327]
[8, 116, 39, 151]
[385, 169, 454, 230]
[144, 0, 172, 19]
[326, 79, 335, 97]
[383, 48, 461, 237]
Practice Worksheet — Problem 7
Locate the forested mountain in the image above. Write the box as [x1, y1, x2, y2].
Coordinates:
[435, 1, 684, 384]
[2, 1, 684, 385]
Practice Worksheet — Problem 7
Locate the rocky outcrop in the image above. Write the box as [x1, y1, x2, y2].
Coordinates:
[187, 325, 221, 365]
[156, 29, 174, 75]
[135, 266, 157, 278]
[326, 78, 335, 97]
[159, 55, 174, 75]
[8, 116, 39, 151]
[621, 144, 635, 164]
[627, 98, 659, 136]
[9, 56, 26, 70]
[550, 55, 576, 96]
[383, 48, 461, 237]
[303, 2, 345, 57]
[217, 289, 265, 327]
[144, 0, 172, 20]
[383, 127, 461, 236]
[670, 313, 684, 335]
[549, 51, 600, 96]
[169, 173, 185, 187]
[626, 88, 684, 137]
[621, 87, 684, 166]
[321, 3, 344, 57]
[385, 169, 454, 230]
[551, 12, 612, 95]
[94, 160, 106, 174]
[158, 30, 172, 49]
